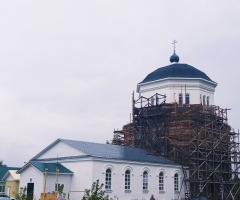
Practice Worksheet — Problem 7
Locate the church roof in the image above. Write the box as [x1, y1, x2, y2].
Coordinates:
[31, 139, 177, 165]
[139, 63, 215, 84]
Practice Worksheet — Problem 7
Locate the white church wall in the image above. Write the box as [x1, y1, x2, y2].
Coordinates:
[37, 141, 85, 159]
[19, 165, 43, 200]
[19, 158, 185, 200]
[45, 174, 72, 195]
[90, 159, 185, 200]
[60, 160, 93, 200]
[138, 78, 215, 106]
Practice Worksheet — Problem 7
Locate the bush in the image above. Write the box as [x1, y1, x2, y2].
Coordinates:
[82, 180, 108, 200]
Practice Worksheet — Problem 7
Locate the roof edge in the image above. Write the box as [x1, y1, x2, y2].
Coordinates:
[137, 77, 218, 92]
[30, 138, 62, 161]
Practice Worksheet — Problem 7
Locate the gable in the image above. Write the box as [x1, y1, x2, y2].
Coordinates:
[35, 141, 86, 160]
[5, 174, 13, 181]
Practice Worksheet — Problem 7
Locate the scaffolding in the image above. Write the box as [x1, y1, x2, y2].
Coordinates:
[112, 93, 240, 200]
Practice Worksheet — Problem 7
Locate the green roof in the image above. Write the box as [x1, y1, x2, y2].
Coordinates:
[30, 162, 73, 174]
[0, 167, 20, 180]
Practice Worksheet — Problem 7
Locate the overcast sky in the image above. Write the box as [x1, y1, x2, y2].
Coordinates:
[0, 1, 240, 167]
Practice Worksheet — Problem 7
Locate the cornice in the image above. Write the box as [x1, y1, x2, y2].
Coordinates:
[137, 77, 217, 92]
[139, 83, 215, 93]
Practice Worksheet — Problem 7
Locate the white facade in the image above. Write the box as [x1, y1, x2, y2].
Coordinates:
[18, 140, 186, 200]
[137, 78, 217, 106]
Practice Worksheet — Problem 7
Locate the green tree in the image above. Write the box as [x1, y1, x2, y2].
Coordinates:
[15, 187, 31, 200]
[57, 184, 66, 200]
[0, 160, 7, 167]
[82, 180, 108, 200]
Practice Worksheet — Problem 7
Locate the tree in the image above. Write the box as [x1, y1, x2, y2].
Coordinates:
[15, 187, 31, 200]
[0, 160, 7, 167]
[57, 184, 66, 200]
[82, 180, 109, 200]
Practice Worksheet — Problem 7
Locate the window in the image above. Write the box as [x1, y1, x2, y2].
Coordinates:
[185, 93, 190, 104]
[0, 186, 2, 192]
[143, 171, 148, 190]
[207, 96, 209, 107]
[203, 95, 206, 106]
[105, 168, 112, 189]
[55, 183, 60, 192]
[174, 173, 179, 191]
[179, 93, 183, 104]
[151, 97, 154, 106]
[2, 186, 5, 193]
[159, 172, 164, 191]
[125, 170, 131, 190]
[156, 96, 159, 105]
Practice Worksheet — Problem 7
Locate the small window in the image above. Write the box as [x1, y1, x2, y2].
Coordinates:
[174, 173, 179, 191]
[179, 93, 183, 104]
[125, 170, 131, 190]
[0, 186, 2, 192]
[203, 95, 206, 106]
[159, 172, 164, 191]
[151, 97, 154, 106]
[185, 93, 190, 104]
[143, 171, 148, 190]
[207, 96, 209, 107]
[55, 183, 60, 192]
[156, 96, 159, 105]
[105, 168, 112, 189]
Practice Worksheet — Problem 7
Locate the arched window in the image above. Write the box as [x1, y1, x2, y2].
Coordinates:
[156, 96, 159, 105]
[143, 171, 148, 190]
[105, 168, 112, 189]
[159, 172, 164, 191]
[207, 96, 209, 107]
[203, 95, 206, 106]
[185, 93, 190, 104]
[151, 97, 154, 106]
[179, 93, 183, 104]
[125, 170, 131, 190]
[174, 173, 179, 191]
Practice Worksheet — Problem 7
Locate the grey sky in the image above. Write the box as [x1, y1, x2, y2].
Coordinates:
[0, 1, 240, 166]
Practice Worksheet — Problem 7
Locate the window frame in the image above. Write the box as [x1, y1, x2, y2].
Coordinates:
[174, 173, 179, 191]
[105, 168, 112, 190]
[159, 171, 164, 191]
[150, 97, 154, 106]
[125, 169, 131, 190]
[203, 95, 206, 106]
[179, 93, 183, 104]
[143, 171, 148, 190]
[185, 93, 190, 105]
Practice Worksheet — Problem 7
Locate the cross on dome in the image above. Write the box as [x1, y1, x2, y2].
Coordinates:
[170, 40, 179, 63]
[171, 40, 177, 53]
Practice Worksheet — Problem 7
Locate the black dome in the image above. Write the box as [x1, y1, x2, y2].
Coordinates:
[140, 63, 215, 84]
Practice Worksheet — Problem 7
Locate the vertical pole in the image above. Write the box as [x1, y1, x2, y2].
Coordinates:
[44, 168, 48, 194]
[55, 168, 59, 193]
[132, 91, 134, 123]
[181, 85, 182, 105]
[185, 84, 186, 104]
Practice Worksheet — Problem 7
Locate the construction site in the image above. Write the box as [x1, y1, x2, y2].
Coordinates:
[112, 93, 240, 200]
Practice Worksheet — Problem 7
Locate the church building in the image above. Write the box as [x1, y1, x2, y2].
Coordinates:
[18, 43, 217, 200]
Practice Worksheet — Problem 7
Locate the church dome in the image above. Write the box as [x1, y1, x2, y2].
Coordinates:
[170, 53, 179, 63]
[140, 63, 215, 84]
